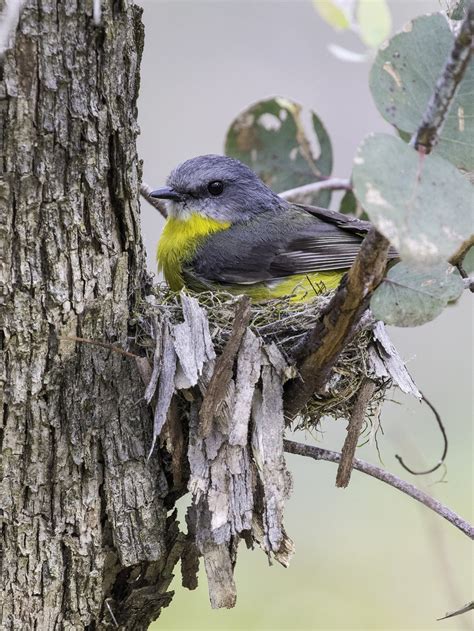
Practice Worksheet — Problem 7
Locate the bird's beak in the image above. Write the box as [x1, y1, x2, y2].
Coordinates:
[150, 186, 183, 201]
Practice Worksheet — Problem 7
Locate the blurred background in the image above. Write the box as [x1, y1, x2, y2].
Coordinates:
[137, 1, 473, 629]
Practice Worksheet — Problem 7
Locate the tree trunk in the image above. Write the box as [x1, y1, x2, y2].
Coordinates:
[1, 1, 181, 628]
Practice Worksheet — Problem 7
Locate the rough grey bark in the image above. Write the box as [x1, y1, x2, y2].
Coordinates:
[0, 1, 182, 629]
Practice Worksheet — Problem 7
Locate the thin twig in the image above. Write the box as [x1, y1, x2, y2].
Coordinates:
[140, 182, 168, 218]
[410, 3, 474, 153]
[283, 439, 474, 540]
[437, 601, 474, 621]
[395, 393, 448, 476]
[449, 235, 474, 290]
[449, 234, 474, 267]
[105, 599, 119, 628]
[60, 336, 140, 359]
[336, 379, 377, 487]
[279, 178, 352, 201]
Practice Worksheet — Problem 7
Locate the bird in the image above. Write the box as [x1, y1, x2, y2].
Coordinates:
[150, 154, 389, 302]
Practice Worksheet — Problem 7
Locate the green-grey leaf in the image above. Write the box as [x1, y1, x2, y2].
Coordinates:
[369, 13, 474, 170]
[339, 189, 357, 215]
[225, 97, 333, 207]
[357, 0, 391, 49]
[371, 262, 464, 327]
[352, 133, 474, 263]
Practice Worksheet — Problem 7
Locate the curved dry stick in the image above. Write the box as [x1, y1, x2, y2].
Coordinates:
[395, 393, 448, 476]
[283, 439, 474, 540]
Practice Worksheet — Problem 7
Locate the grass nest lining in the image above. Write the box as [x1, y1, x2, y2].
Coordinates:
[135, 283, 390, 431]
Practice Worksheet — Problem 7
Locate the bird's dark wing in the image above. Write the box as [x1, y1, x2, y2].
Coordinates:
[187, 203, 386, 286]
[268, 203, 372, 276]
[296, 203, 372, 235]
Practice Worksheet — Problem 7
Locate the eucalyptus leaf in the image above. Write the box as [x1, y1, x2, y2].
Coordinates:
[338, 189, 369, 220]
[369, 13, 474, 170]
[339, 189, 369, 220]
[352, 133, 474, 263]
[225, 97, 333, 207]
[339, 189, 357, 215]
[356, 0, 391, 49]
[371, 262, 464, 327]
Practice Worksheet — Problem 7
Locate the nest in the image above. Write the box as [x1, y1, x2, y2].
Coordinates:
[131, 284, 419, 606]
[135, 283, 389, 430]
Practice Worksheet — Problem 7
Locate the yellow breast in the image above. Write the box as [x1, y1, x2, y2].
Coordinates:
[157, 213, 231, 291]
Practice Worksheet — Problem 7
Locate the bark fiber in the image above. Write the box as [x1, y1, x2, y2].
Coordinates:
[0, 1, 181, 628]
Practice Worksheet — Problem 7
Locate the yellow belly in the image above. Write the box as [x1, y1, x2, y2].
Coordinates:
[223, 272, 344, 302]
[157, 214, 231, 291]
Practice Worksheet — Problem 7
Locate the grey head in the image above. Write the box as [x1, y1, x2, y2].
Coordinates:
[151, 154, 286, 223]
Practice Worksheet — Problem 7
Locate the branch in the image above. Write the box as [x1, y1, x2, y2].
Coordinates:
[280, 178, 351, 201]
[140, 182, 168, 218]
[410, 3, 474, 153]
[284, 228, 390, 419]
[283, 440, 474, 540]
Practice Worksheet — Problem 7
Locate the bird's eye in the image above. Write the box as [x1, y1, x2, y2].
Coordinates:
[207, 180, 224, 196]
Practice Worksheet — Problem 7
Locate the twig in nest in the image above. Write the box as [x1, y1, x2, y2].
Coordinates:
[283, 439, 474, 540]
[395, 393, 448, 476]
[199, 296, 251, 437]
[336, 378, 377, 488]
